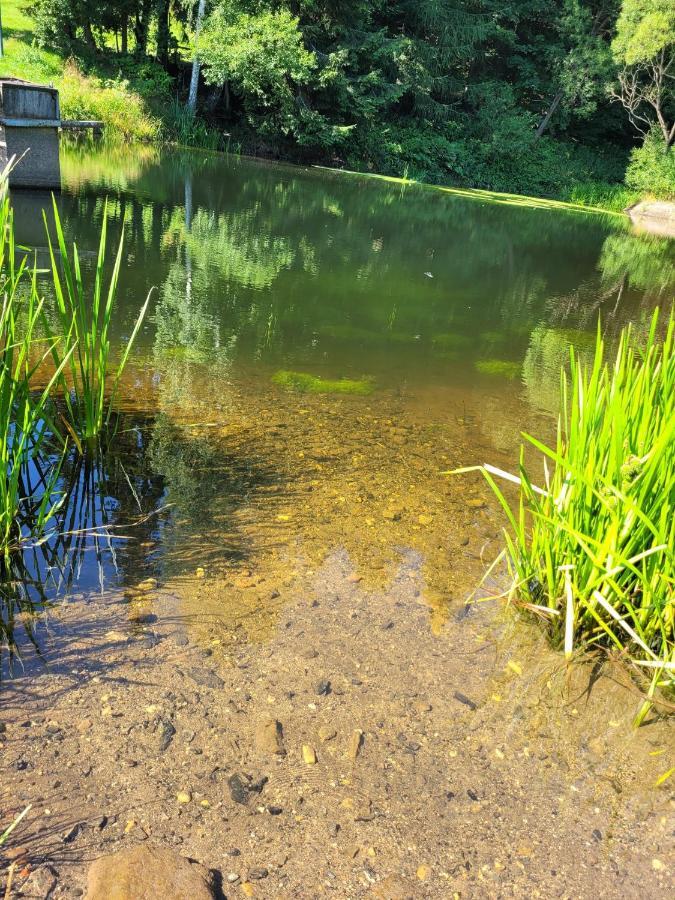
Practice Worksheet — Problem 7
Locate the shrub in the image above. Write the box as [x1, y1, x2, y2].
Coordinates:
[625, 131, 675, 199]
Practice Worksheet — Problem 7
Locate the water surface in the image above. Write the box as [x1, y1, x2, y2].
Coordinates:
[5, 142, 675, 653]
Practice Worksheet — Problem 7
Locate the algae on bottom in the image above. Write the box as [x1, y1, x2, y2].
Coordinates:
[474, 359, 521, 380]
[272, 370, 375, 395]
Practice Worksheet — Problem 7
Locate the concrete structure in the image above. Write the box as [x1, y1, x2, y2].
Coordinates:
[0, 78, 61, 189]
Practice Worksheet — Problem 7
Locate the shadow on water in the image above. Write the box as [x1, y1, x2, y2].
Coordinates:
[0, 406, 285, 675]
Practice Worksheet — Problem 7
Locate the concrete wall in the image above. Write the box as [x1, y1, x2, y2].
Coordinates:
[0, 125, 61, 188]
[0, 80, 61, 189]
[1, 82, 59, 120]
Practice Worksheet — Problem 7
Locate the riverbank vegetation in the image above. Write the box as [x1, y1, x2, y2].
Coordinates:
[1, 1, 672, 206]
[0, 168, 146, 563]
[458, 308, 674, 722]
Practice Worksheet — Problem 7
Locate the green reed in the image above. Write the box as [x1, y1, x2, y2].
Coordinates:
[0, 169, 71, 559]
[456, 308, 674, 721]
[43, 197, 150, 450]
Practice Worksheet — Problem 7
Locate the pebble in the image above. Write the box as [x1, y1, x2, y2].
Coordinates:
[176, 791, 192, 804]
[248, 868, 268, 880]
[255, 718, 286, 756]
[318, 726, 337, 743]
[187, 667, 224, 689]
[347, 729, 364, 760]
[416, 864, 432, 881]
[226, 873, 240, 884]
[316, 679, 331, 696]
[453, 691, 477, 710]
[302, 744, 317, 765]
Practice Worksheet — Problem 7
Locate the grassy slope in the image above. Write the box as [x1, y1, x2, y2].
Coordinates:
[0, 1, 161, 139]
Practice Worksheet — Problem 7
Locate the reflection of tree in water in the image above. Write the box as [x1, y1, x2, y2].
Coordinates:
[53, 143, 673, 369]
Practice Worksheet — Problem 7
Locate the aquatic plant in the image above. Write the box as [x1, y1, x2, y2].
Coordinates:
[474, 359, 521, 379]
[44, 198, 151, 449]
[456, 309, 674, 722]
[272, 370, 375, 395]
[0, 170, 71, 559]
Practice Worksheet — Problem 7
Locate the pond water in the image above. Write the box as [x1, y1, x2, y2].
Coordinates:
[2, 145, 674, 897]
[5, 142, 675, 650]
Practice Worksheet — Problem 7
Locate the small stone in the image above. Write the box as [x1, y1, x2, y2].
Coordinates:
[414, 701, 432, 714]
[227, 774, 250, 805]
[315, 679, 331, 696]
[77, 718, 93, 733]
[466, 498, 486, 509]
[416, 864, 432, 881]
[25, 865, 57, 897]
[62, 823, 82, 844]
[268, 806, 283, 816]
[302, 745, 317, 765]
[318, 726, 337, 743]
[248, 868, 268, 880]
[347, 729, 363, 760]
[226, 873, 240, 884]
[255, 718, 285, 756]
[453, 691, 477, 711]
[347, 573, 363, 583]
[187, 667, 224, 689]
[176, 791, 192, 804]
[158, 718, 176, 752]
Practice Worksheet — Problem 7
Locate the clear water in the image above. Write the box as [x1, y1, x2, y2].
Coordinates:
[4, 142, 674, 655]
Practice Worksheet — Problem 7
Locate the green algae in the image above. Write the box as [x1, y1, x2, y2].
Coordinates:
[272, 370, 375, 395]
[475, 359, 522, 380]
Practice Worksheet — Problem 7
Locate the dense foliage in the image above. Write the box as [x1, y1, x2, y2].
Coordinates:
[21, 0, 675, 197]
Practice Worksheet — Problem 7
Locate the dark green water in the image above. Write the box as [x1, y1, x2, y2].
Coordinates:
[12, 143, 674, 403]
[4, 142, 674, 657]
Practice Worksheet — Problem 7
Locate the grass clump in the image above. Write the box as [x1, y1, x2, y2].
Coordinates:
[0, 169, 71, 559]
[457, 309, 674, 721]
[44, 198, 151, 449]
[272, 370, 374, 395]
[475, 359, 521, 379]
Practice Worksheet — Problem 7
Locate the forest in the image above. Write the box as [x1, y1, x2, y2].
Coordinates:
[16, 0, 675, 203]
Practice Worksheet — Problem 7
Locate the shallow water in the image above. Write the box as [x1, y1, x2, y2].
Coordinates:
[5, 142, 675, 651]
[2, 145, 674, 898]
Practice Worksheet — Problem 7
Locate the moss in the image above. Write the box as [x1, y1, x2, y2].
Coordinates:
[475, 359, 521, 380]
[272, 370, 375, 395]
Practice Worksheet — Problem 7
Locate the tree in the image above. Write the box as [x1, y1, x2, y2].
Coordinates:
[611, 0, 675, 149]
[199, 3, 318, 137]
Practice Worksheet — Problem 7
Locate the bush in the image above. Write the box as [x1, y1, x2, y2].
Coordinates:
[625, 132, 675, 199]
[59, 62, 161, 141]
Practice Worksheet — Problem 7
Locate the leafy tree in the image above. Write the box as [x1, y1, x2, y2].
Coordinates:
[611, 0, 675, 148]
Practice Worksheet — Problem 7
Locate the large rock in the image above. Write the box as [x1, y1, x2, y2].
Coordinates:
[85, 844, 215, 900]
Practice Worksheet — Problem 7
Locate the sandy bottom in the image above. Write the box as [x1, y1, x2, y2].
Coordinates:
[1, 373, 673, 898]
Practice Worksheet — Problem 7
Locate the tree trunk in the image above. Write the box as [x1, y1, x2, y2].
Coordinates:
[187, 0, 207, 116]
[134, 0, 152, 56]
[156, 0, 170, 66]
[121, 14, 128, 54]
[83, 20, 98, 52]
[535, 89, 564, 140]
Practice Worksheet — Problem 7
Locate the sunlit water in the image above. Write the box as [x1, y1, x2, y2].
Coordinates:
[4, 142, 674, 660]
